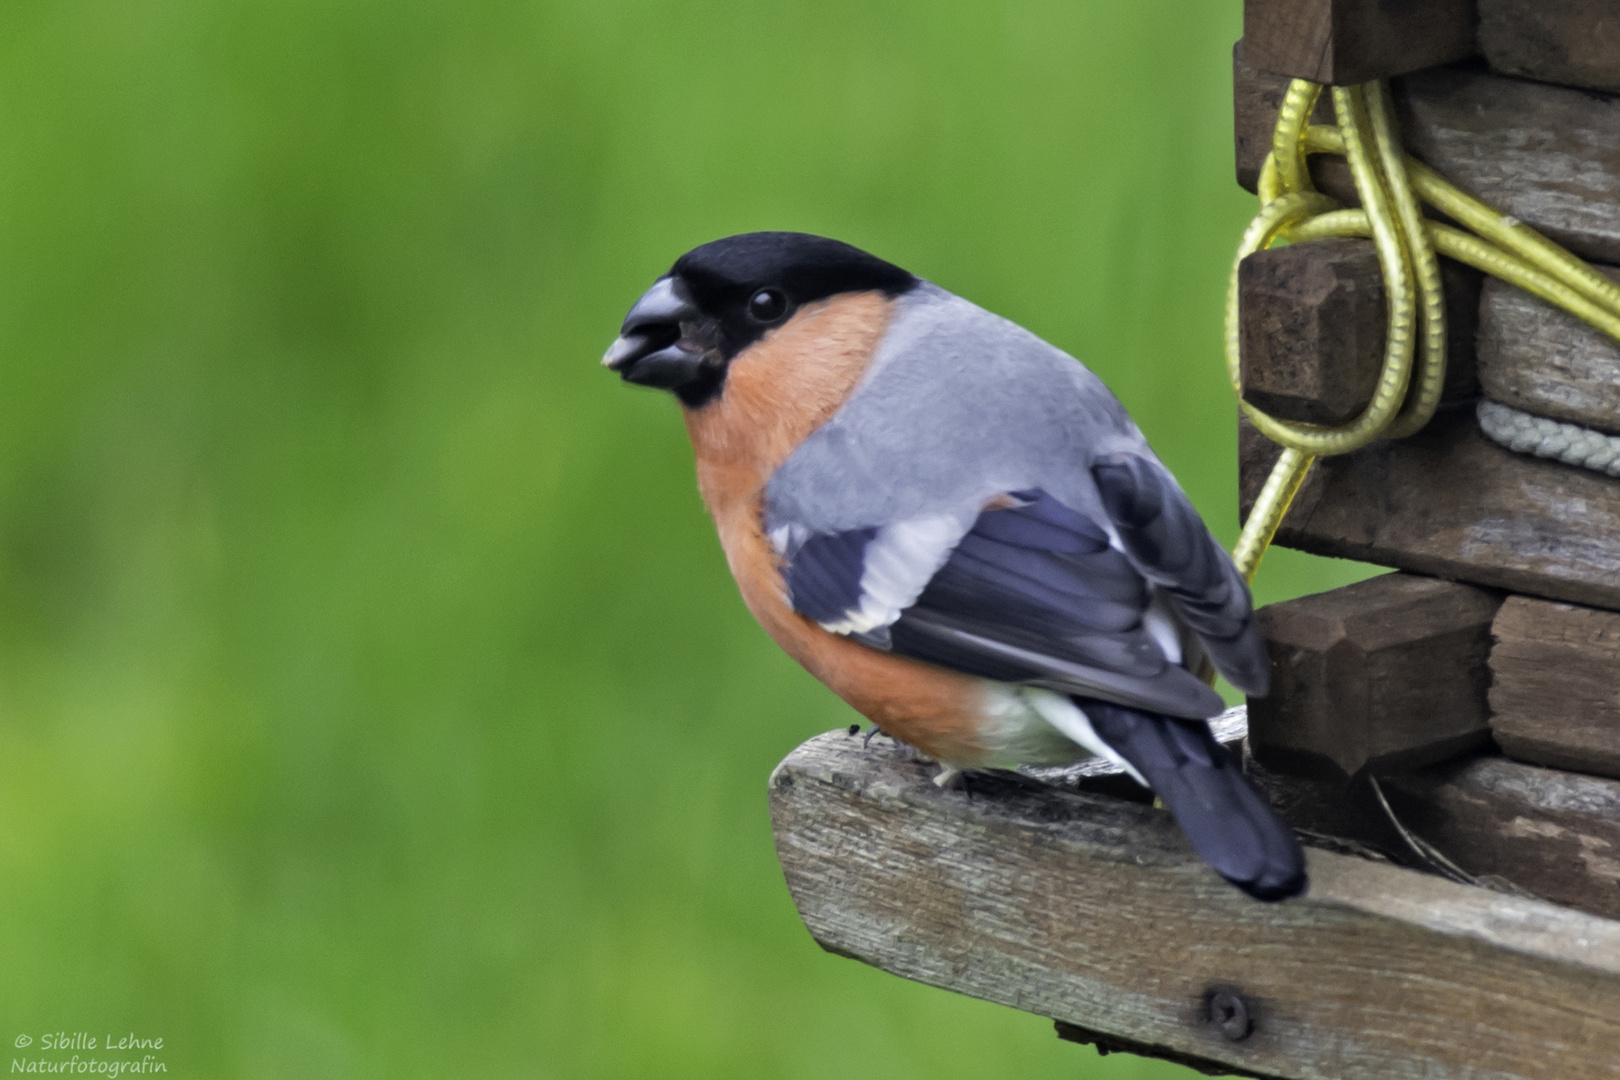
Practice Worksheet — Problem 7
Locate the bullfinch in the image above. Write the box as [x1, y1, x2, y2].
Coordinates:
[603, 232, 1305, 901]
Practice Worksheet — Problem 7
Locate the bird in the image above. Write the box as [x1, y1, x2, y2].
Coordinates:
[602, 231, 1305, 901]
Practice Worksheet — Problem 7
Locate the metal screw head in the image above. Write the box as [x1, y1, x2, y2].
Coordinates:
[1208, 990, 1253, 1042]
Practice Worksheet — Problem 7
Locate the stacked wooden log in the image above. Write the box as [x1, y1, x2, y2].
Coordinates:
[1236, 0, 1620, 923]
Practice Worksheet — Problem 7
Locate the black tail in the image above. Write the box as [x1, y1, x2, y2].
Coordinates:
[1083, 700, 1306, 901]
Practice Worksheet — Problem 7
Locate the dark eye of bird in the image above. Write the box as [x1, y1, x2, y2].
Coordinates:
[747, 288, 788, 323]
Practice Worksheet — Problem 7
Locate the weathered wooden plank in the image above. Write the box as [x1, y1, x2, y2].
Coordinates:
[1241, 0, 1477, 85]
[1379, 755, 1620, 922]
[1245, 746, 1620, 923]
[1478, 266, 1620, 437]
[1399, 65, 1620, 266]
[1489, 595, 1620, 780]
[771, 730, 1620, 1080]
[1248, 573, 1500, 780]
[1240, 238, 1481, 426]
[1238, 406, 1620, 612]
[1234, 50, 1620, 265]
[1479, 0, 1620, 97]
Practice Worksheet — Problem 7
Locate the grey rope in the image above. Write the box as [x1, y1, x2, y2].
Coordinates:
[1477, 398, 1620, 478]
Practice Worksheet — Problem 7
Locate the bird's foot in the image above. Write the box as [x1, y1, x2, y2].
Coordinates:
[933, 764, 966, 790]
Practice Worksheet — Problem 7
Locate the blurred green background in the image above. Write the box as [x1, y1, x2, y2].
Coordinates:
[0, 0, 1377, 1076]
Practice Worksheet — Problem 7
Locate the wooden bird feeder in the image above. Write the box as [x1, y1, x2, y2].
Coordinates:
[768, 2, 1620, 1076]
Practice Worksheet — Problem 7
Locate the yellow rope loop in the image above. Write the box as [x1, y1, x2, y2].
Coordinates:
[1228, 81, 1424, 585]
[1303, 124, 1620, 322]
[1325, 84, 1418, 439]
[1270, 80, 1322, 196]
[1226, 84, 1418, 461]
[1366, 81, 1447, 441]
[1227, 73, 1620, 591]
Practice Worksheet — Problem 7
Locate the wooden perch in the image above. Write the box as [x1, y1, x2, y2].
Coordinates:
[1234, 49, 1620, 265]
[1241, 0, 1476, 84]
[1238, 407, 1620, 612]
[1239, 239, 1481, 426]
[1248, 573, 1500, 780]
[1479, 0, 1620, 97]
[1479, 265, 1620, 437]
[770, 730, 1620, 1080]
[1489, 595, 1620, 780]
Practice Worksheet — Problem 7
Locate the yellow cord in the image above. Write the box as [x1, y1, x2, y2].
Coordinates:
[1227, 77, 1620, 589]
[1365, 81, 1447, 442]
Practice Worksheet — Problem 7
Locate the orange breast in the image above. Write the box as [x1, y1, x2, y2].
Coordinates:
[681, 290, 992, 767]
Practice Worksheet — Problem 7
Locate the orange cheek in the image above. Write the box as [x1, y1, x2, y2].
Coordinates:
[682, 290, 895, 490]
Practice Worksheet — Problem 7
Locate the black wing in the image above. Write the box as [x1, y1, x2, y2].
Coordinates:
[782, 487, 1227, 719]
[1090, 453, 1268, 695]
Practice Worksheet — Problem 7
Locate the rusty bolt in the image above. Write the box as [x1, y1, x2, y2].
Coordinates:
[1207, 990, 1253, 1042]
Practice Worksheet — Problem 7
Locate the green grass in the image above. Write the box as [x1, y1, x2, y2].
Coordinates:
[0, 0, 1377, 1075]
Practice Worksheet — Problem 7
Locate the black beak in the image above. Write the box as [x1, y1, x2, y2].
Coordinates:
[602, 277, 715, 391]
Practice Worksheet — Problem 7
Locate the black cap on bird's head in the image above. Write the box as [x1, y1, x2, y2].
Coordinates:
[603, 232, 917, 407]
